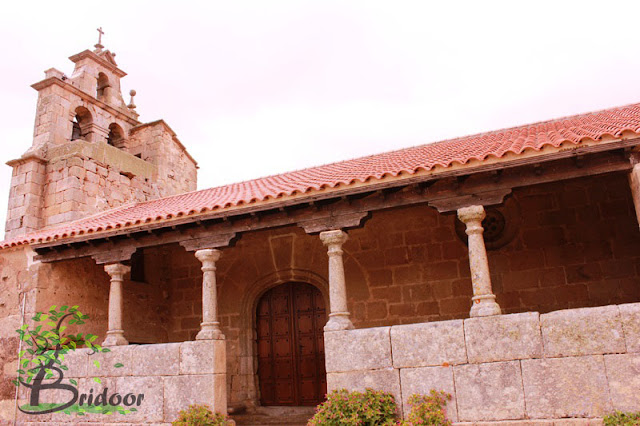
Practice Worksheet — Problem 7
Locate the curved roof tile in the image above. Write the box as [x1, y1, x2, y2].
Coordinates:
[3, 102, 640, 249]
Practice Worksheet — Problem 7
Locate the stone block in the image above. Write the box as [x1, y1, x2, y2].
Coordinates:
[465, 312, 542, 363]
[59, 347, 88, 378]
[541, 305, 625, 357]
[44, 377, 119, 424]
[327, 368, 402, 416]
[399, 366, 457, 422]
[456, 422, 556, 426]
[163, 374, 226, 422]
[89, 345, 134, 377]
[521, 356, 611, 418]
[114, 376, 164, 423]
[553, 420, 604, 426]
[604, 353, 640, 412]
[180, 340, 226, 375]
[620, 303, 640, 353]
[454, 361, 525, 422]
[324, 327, 391, 373]
[390, 320, 466, 368]
[129, 343, 180, 376]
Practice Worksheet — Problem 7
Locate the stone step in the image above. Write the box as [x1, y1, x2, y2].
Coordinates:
[231, 406, 316, 426]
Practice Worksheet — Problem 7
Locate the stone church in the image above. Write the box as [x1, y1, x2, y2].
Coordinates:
[0, 38, 639, 425]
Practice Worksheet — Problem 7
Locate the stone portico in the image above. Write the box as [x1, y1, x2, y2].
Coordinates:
[1, 39, 640, 425]
[2, 169, 640, 424]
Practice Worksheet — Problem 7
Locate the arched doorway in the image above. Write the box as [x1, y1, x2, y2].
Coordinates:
[256, 282, 327, 406]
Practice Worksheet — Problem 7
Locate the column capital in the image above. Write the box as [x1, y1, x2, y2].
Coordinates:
[319, 229, 348, 247]
[195, 248, 221, 264]
[457, 205, 486, 224]
[104, 263, 130, 279]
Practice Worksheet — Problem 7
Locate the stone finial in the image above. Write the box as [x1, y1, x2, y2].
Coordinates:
[95, 27, 105, 52]
[127, 90, 137, 110]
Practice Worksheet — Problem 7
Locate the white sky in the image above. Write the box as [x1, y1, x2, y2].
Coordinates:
[1, 1, 640, 239]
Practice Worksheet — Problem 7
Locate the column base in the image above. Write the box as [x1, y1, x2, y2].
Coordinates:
[196, 322, 225, 340]
[470, 294, 502, 317]
[102, 330, 128, 346]
[324, 312, 355, 331]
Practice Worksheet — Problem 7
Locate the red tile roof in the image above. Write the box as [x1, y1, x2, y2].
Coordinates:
[3, 102, 640, 249]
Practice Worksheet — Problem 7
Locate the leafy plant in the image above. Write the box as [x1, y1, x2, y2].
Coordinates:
[404, 390, 452, 426]
[172, 404, 232, 426]
[308, 388, 398, 426]
[604, 411, 640, 426]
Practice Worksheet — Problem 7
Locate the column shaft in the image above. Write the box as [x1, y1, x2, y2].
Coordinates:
[195, 249, 224, 340]
[457, 205, 502, 317]
[320, 230, 354, 331]
[629, 163, 640, 229]
[102, 263, 130, 346]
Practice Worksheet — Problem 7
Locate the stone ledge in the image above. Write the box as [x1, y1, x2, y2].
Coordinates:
[325, 326, 392, 372]
[464, 312, 542, 364]
[47, 140, 156, 180]
[391, 319, 467, 368]
[61, 341, 227, 379]
[541, 305, 625, 357]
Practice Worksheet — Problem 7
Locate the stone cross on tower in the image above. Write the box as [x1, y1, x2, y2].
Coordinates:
[95, 27, 105, 52]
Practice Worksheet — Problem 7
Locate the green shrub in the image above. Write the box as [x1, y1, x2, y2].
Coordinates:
[172, 404, 232, 426]
[604, 411, 640, 426]
[308, 388, 398, 426]
[404, 390, 452, 426]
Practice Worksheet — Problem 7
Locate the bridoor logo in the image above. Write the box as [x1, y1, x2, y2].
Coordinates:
[13, 305, 144, 416]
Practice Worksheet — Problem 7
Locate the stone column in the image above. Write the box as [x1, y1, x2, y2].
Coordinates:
[629, 163, 640, 229]
[195, 249, 225, 340]
[320, 230, 354, 331]
[457, 205, 502, 317]
[103, 263, 131, 346]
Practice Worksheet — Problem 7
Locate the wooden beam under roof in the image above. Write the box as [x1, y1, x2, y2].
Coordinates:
[33, 148, 633, 263]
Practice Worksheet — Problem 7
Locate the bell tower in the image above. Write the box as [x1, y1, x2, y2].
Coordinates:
[5, 31, 198, 239]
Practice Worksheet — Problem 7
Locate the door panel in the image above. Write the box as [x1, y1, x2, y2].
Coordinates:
[256, 282, 327, 406]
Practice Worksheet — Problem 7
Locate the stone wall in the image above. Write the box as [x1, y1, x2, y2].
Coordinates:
[12, 340, 226, 425]
[0, 247, 34, 422]
[324, 303, 640, 423]
[128, 120, 198, 197]
[6, 135, 198, 237]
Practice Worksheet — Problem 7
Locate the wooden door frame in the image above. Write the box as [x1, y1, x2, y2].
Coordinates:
[256, 282, 326, 406]
[237, 270, 330, 408]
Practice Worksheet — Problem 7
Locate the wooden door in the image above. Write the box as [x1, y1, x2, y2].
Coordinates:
[256, 282, 327, 406]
